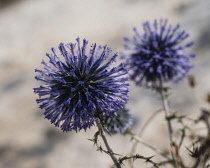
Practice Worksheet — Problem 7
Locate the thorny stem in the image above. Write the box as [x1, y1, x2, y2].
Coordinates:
[96, 120, 121, 168]
[159, 79, 173, 143]
[159, 79, 177, 167]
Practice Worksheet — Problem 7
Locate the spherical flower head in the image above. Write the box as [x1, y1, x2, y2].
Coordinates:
[34, 38, 129, 132]
[100, 107, 133, 135]
[123, 19, 196, 88]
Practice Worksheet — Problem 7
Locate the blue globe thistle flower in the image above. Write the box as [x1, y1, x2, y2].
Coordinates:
[100, 107, 133, 135]
[123, 19, 195, 88]
[34, 38, 129, 132]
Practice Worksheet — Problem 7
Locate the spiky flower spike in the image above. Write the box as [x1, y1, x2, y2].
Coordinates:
[34, 38, 129, 132]
[123, 19, 195, 88]
[100, 107, 133, 135]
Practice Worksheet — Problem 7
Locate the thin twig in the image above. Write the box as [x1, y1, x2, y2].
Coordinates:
[139, 108, 164, 137]
[96, 120, 121, 168]
[128, 108, 163, 168]
[126, 130, 170, 160]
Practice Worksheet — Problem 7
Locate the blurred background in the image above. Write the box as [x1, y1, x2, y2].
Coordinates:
[0, 0, 210, 167]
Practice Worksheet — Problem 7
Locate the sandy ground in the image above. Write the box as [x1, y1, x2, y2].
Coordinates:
[0, 0, 210, 168]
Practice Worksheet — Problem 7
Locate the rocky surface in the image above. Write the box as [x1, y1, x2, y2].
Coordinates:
[0, 0, 210, 168]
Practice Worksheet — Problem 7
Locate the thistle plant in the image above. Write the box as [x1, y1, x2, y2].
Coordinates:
[34, 37, 129, 168]
[122, 19, 196, 167]
[33, 19, 210, 168]
[123, 19, 195, 88]
[34, 38, 129, 132]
